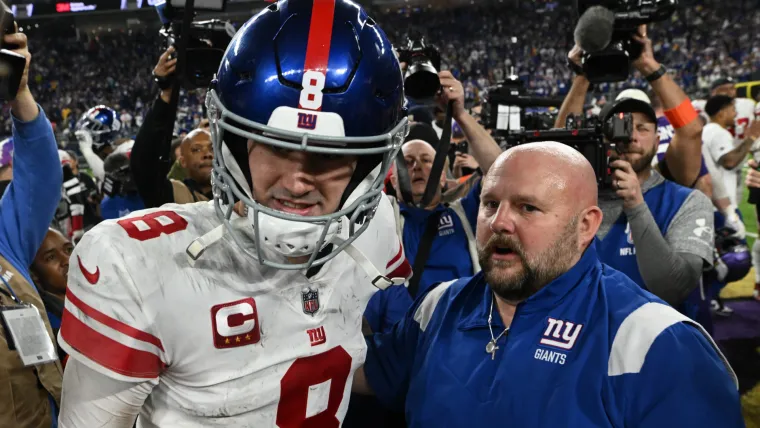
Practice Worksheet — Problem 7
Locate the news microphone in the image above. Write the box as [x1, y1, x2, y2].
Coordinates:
[574, 6, 615, 53]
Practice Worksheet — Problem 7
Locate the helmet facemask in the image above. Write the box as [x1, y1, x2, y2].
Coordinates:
[206, 89, 408, 271]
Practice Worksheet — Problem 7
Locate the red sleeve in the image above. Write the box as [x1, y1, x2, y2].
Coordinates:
[385, 240, 412, 281]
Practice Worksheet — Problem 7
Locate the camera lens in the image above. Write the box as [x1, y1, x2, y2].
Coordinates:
[404, 60, 440, 100]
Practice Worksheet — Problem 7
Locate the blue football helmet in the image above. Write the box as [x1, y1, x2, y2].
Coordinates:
[204, 0, 408, 271]
[714, 227, 751, 283]
[76, 106, 122, 153]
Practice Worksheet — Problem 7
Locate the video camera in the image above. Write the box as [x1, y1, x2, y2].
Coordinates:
[506, 112, 633, 189]
[396, 35, 442, 101]
[481, 71, 634, 188]
[0, 0, 26, 101]
[155, 0, 234, 90]
[575, 0, 677, 83]
[480, 71, 564, 147]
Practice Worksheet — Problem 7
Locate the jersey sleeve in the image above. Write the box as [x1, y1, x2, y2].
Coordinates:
[363, 280, 455, 410]
[616, 313, 742, 427]
[703, 126, 734, 163]
[379, 196, 412, 281]
[664, 190, 714, 263]
[58, 224, 166, 382]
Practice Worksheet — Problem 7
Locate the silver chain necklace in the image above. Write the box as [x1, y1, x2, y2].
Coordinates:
[486, 292, 510, 360]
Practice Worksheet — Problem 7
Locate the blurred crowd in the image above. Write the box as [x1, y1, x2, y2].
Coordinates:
[0, 0, 758, 139]
[1, 0, 760, 426]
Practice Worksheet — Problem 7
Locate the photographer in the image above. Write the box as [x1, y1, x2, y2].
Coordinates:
[556, 25, 703, 188]
[130, 46, 212, 208]
[0, 28, 64, 428]
[387, 71, 501, 298]
[594, 91, 714, 318]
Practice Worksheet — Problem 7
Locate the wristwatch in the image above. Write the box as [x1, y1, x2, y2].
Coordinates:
[567, 59, 584, 76]
[153, 71, 175, 91]
[645, 65, 667, 83]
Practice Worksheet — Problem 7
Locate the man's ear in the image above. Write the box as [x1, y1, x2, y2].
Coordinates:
[179, 155, 188, 169]
[578, 206, 603, 249]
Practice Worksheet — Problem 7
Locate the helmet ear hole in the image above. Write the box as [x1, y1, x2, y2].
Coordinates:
[266, 2, 278, 12]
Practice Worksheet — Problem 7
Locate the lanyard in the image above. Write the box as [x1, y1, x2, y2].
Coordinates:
[0, 273, 21, 304]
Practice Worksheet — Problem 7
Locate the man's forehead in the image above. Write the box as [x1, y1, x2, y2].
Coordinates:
[402, 139, 436, 156]
[484, 155, 566, 196]
[632, 112, 656, 126]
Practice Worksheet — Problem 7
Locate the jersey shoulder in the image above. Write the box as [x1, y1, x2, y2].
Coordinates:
[73, 202, 219, 290]
[348, 194, 408, 280]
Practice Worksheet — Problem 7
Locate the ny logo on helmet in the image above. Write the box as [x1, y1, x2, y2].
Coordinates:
[297, 112, 318, 130]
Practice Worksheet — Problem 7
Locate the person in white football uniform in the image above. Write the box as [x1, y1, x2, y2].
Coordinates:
[57, 1, 419, 426]
[710, 78, 760, 294]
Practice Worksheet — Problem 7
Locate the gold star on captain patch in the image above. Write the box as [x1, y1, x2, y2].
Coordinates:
[245, 334, 251, 340]
[225, 338, 230, 344]
[236, 336, 241, 343]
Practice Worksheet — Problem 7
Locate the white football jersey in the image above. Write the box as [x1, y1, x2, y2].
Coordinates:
[58, 198, 410, 427]
[692, 99, 706, 115]
[731, 97, 756, 142]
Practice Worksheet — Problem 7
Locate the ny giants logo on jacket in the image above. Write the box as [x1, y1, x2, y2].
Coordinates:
[540, 317, 583, 350]
[535, 318, 584, 365]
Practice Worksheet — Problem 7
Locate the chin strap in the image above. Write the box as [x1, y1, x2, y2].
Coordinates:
[340, 242, 408, 290]
[186, 217, 407, 290]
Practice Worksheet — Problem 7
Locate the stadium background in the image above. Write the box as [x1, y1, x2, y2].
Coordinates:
[6, 0, 760, 424]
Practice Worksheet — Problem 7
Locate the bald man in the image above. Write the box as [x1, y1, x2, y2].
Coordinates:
[354, 142, 742, 428]
[132, 128, 212, 207]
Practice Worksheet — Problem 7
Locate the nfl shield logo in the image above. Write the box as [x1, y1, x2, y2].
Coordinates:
[302, 289, 320, 316]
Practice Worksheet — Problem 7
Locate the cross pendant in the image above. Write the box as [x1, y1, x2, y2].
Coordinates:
[485, 340, 499, 360]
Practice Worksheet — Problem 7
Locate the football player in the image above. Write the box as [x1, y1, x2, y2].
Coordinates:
[74, 105, 123, 184]
[57, 1, 413, 426]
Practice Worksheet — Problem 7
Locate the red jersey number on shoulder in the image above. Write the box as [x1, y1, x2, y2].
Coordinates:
[117, 211, 188, 241]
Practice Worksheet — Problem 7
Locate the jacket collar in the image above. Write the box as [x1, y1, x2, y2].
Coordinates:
[458, 242, 601, 330]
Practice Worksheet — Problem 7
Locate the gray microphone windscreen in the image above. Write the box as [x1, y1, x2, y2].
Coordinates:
[574, 6, 615, 53]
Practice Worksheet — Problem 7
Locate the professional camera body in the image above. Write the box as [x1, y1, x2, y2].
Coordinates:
[480, 72, 634, 188]
[506, 112, 633, 189]
[396, 36, 442, 100]
[480, 72, 564, 147]
[156, 1, 234, 90]
[576, 0, 677, 82]
[0, 0, 25, 101]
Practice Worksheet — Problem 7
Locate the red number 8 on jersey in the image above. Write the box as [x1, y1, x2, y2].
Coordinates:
[277, 346, 352, 427]
[117, 211, 188, 241]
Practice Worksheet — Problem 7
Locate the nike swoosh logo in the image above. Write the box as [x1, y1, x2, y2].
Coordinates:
[78, 255, 100, 285]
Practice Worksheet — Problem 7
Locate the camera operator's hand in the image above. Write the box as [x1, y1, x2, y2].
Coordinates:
[436, 71, 465, 119]
[7, 26, 37, 122]
[453, 153, 478, 178]
[154, 46, 177, 103]
[631, 25, 661, 77]
[568, 44, 583, 68]
[746, 160, 760, 189]
[610, 159, 645, 210]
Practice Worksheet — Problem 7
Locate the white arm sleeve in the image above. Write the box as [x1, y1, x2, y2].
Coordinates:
[59, 359, 157, 428]
[80, 146, 105, 184]
[701, 146, 730, 201]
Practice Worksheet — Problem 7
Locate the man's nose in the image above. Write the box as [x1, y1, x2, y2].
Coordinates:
[490, 203, 516, 235]
[280, 152, 318, 196]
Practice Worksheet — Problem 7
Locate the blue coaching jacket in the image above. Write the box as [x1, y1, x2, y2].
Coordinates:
[363, 242, 742, 427]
